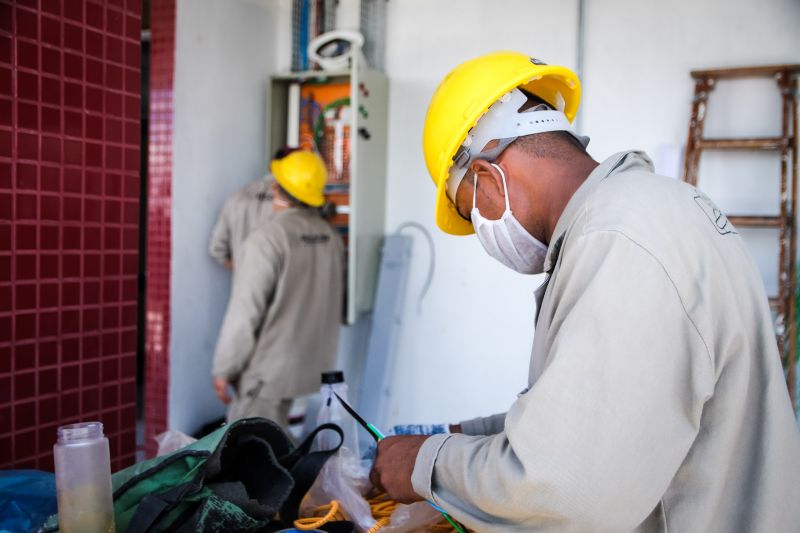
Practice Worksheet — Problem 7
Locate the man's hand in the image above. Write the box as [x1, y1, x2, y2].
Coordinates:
[369, 435, 429, 503]
[213, 376, 232, 404]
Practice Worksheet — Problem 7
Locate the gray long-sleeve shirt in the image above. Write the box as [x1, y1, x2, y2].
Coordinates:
[212, 207, 344, 400]
[208, 178, 274, 266]
[412, 151, 800, 532]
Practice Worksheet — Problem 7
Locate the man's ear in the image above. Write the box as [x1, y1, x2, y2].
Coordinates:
[470, 159, 504, 200]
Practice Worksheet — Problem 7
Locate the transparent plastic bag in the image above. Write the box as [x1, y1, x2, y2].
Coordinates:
[154, 429, 197, 457]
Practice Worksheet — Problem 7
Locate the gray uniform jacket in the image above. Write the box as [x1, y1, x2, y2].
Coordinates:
[412, 151, 800, 532]
[212, 207, 344, 400]
[208, 178, 274, 266]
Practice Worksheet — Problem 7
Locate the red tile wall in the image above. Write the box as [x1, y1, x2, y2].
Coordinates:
[0, 0, 141, 472]
[143, 0, 174, 458]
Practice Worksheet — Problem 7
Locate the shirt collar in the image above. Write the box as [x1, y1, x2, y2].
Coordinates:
[542, 150, 655, 272]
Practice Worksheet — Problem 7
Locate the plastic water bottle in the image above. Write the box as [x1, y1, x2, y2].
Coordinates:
[53, 421, 115, 533]
[315, 371, 360, 458]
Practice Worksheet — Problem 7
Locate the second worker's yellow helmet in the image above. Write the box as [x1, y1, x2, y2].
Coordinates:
[271, 150, 328, 207]
[423, 51, 582, 235]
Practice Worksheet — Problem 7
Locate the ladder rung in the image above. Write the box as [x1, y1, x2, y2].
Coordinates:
[728, 215, 783, 228]
[690, 64, 800, 80]
[769, 297, 782, 309]
[697, 138, 790, 151]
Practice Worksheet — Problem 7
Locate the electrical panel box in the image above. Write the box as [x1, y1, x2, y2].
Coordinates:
[268, 56, 389, 324]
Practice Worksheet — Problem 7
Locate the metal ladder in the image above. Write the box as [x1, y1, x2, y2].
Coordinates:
[682, 64, 800, 405]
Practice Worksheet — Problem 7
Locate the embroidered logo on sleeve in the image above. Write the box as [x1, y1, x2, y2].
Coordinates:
[301, 234, 331, 244]
[693, 190, 737, 235]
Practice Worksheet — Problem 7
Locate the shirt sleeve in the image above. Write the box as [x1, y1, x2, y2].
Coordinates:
[208, 200, 233, 265]
[212, 231, 281, 380]
[459, 413, 506, 436]
[411, 230, 714, 532]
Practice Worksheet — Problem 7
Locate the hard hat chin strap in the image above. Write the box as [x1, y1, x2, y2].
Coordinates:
[446, 88, 589, 203]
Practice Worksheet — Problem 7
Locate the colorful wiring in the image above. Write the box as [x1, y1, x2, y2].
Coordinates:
[293, 493, 466, 532]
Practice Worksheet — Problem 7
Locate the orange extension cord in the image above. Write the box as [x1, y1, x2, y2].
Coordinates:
[293, 493, 463, 532]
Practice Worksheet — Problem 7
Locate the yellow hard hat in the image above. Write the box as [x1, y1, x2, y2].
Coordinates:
[423, 51, 582, 235]
[270, 150, 328, 207]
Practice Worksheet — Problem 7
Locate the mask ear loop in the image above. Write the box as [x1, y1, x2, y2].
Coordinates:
[491, 163, 512, 212]
[472, 172, 478, 211]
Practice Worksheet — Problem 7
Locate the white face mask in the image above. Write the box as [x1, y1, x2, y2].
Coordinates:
[471, 163, 548, 274]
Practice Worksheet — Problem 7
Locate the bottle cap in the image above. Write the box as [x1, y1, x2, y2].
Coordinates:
[321, 371, 344, 384]
[57, 421, 104, 443]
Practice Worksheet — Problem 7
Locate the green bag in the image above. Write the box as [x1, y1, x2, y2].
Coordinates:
[41, 418, 349, 533]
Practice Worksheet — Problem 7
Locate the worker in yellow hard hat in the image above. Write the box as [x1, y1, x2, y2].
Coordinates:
[211, 148, 344, 433]
[369, 51, 800, 531]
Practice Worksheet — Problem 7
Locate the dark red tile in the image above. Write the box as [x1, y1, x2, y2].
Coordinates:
[39, 225, 58, 249]
[125, 13, 139, 40]
[62, 137, 81, 164]
[105, 118, 122, 143]
[86, 114, 102, 139]
[0, 285, 10, 312]
[103, 253, 120, 275]
[0, 316, 10, 343]
[121, 303, 135, 327]
[106, 91, 122, 117]
[0, 99, 11, 127]
[16, 193, 37, 219]
[85, 198, 101, 222]
[61, 281, 80, 306]
[106, 63, 123, 90]
[106, 37, 122, 65]
[17, 70, 38, 101]
[62, 196, 80, 222]
[13, 431, 36, 458]
[124, 66, 138, 94]
[84, 226, 100, 250]
[14, 283, 36, 311]
[17, 131, 37, 159]
[16, 163, 37, 189]
[0, 192, 10, 216]
[62, 225, 80, 250]
[38, 368, 58, 394]
[82, 360, 99, 386]
[84, 257, 100, 279]
[63, 167, 80, 193]
[0, 129, 12, 157]
[102, 280, 119, 303]
[39, 310, 58, 337]
[62, 253, 80, 277]
[0, 4, 10, 33]
[41, 76, 60, 106]
[121, 278, 135, 301]
[41, 46, 60, 76]
[41, 165, 59, 192]
[106, 8, 123, 34]
[64, 52, 82, 80]
[17, 102, 37, 130]
[101, 383, 118, 405]
[41, 135, 60, 163]
[59, 391, 79, 419]
[64, 81, 82, 108]
[41, 105, 60, 134]
[101, 357, 118, 381]
[125, 41, 139, 70]
[39, 252, 59, 278]
[15, 7, 39, 41]
[83, 281, 100, 305]
[41, 0, 61, 17]
[38, 340, 58, 367]
[17, 40, 38, 71]
[38, 282, 58, 307]
[13, 343, 36, 372]
[83, 306, 99, 331]
[104, 200, 121, 223]
[39, 196, 61, 218]
[86, 57, 103, 86]
[15, 401, 36, 427]
[87, 2, 103, 29]
[82, 333, 99, 358]
[16, 226, 37, 250]
[60, 364, 79, 391]
[15, 371, 36, 399]
[63, 22, 83, 53]
[0, 62, 12, 96]
[64, 110, 82, 136]
[62, 337, 79, 362]
[85, 141, 101, 166]
[40, 16, 61, 47]
[60, 309, 79, 334]
[0, 34, 11, 65]
[64, 2, 83, 23]
[82, 386, 99, 413]
[122, 253, 136, 275]
[106, 145, 121, 169]
[38, 395, 58, 424]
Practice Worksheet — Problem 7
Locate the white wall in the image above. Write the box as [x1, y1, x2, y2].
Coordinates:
[169, 0, 283, 433]
[380, 0, 800, 426]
